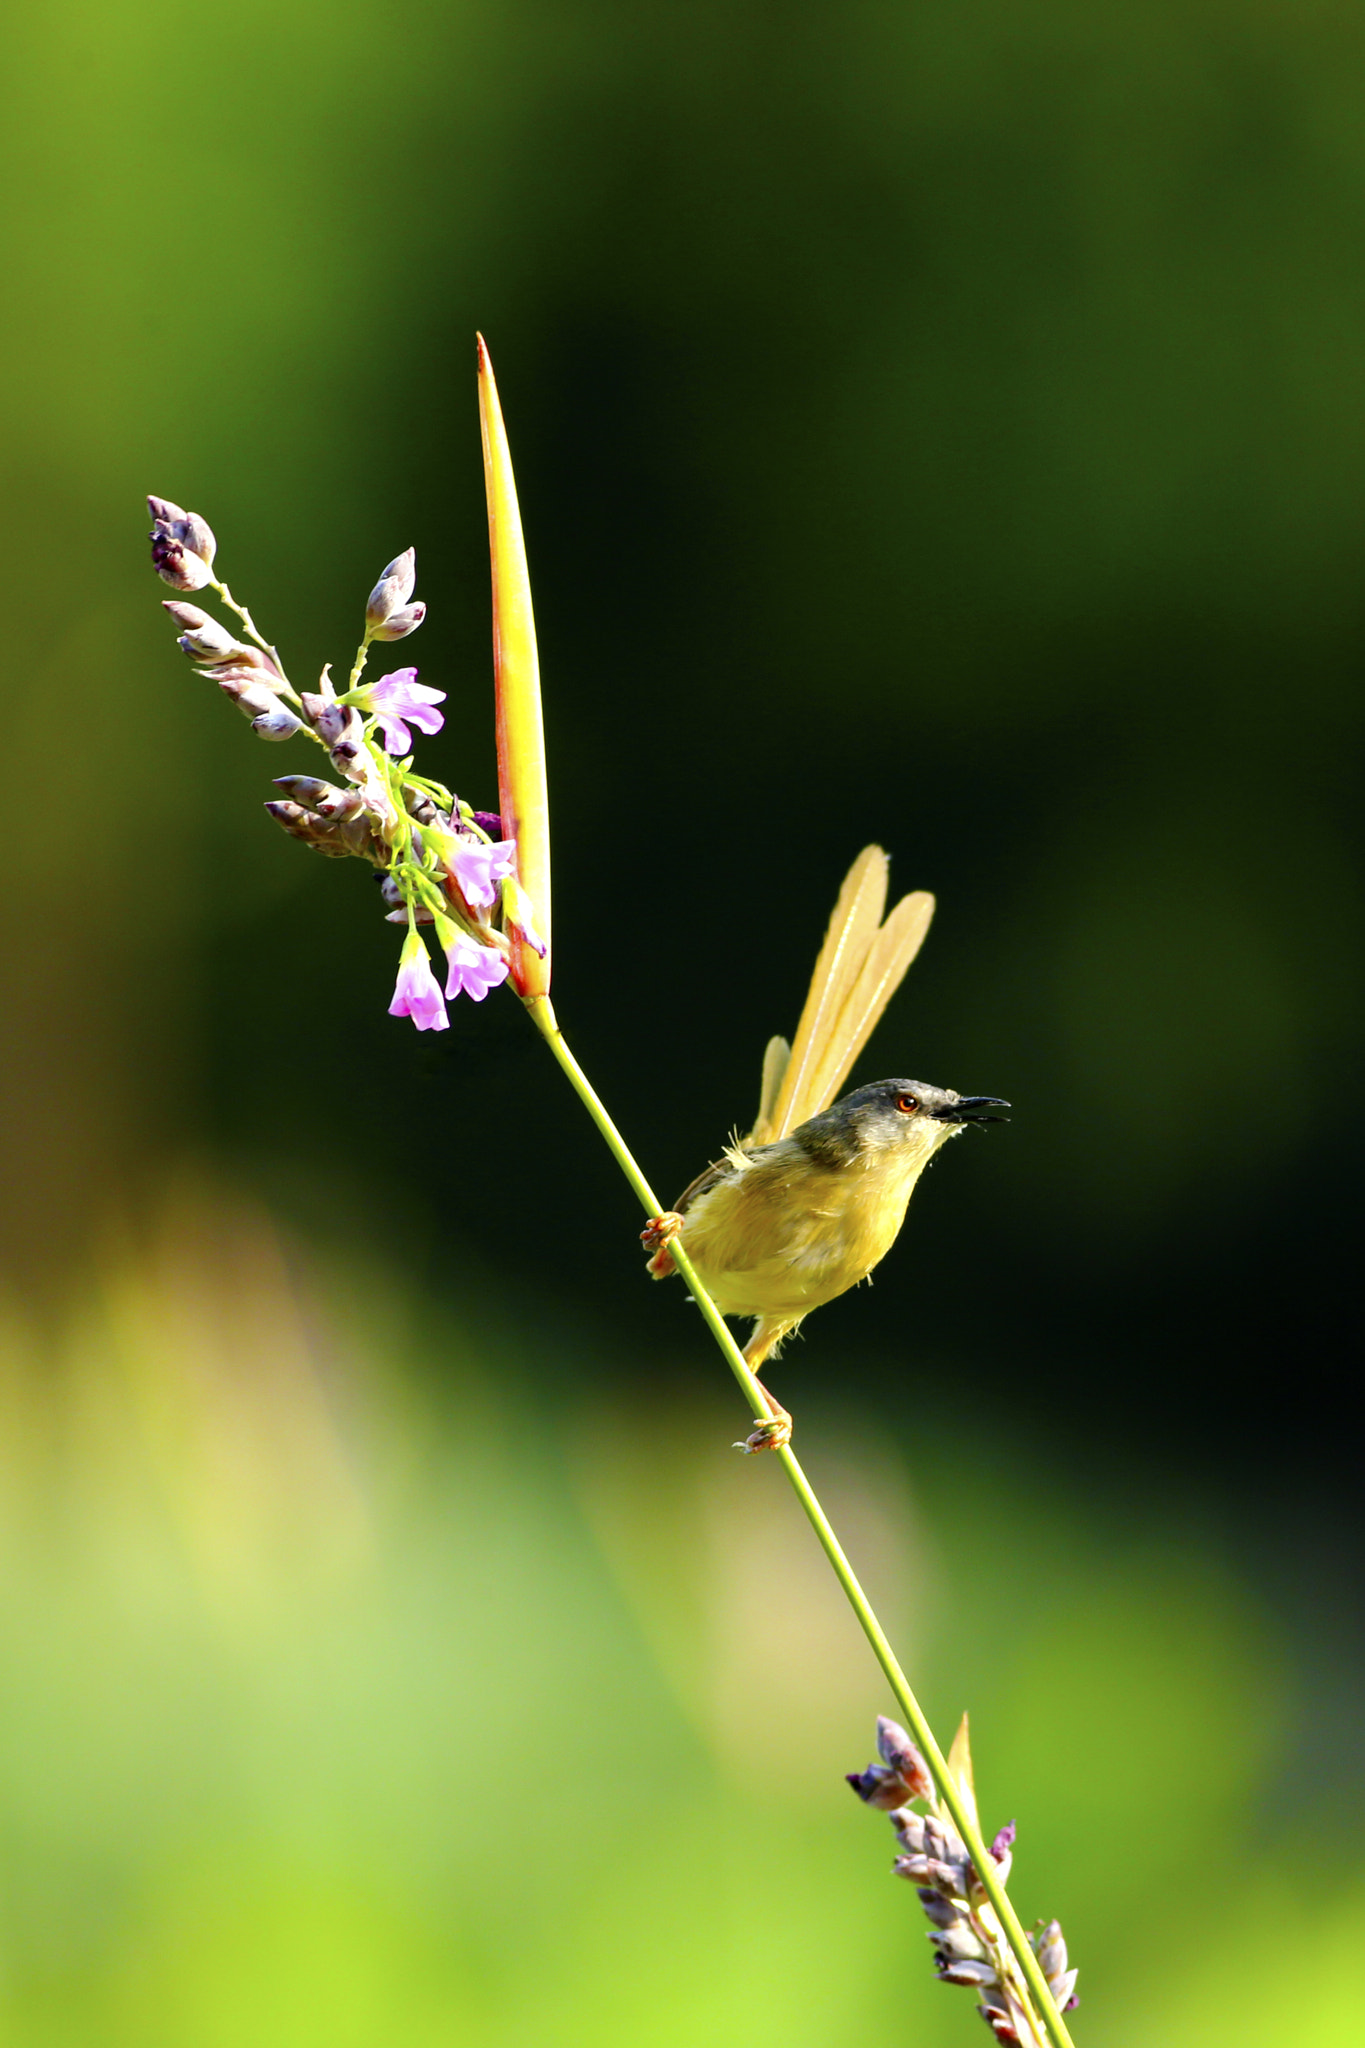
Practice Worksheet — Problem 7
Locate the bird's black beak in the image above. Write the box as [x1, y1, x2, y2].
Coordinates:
[932, 1096, 1011, 1125]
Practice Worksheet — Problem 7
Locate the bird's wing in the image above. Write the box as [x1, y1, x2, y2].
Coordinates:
[752, 847, 935, 1141]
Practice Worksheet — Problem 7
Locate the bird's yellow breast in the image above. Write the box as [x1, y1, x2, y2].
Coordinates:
[678, 1142, 932, 1322]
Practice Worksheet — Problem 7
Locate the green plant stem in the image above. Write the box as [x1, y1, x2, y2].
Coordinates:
[524, 995, 1076, 2048]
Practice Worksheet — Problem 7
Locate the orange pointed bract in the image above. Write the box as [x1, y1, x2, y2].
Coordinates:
[477, 334, 551, 997]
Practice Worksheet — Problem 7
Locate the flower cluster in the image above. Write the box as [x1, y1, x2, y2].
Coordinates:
[147, 498, 540, 1032]
[848, 1717, 1079, 2044]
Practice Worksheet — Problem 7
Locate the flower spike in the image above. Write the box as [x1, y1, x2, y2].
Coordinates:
[477, 335, 551, 1000]
[846, 1714, 1079, 2043]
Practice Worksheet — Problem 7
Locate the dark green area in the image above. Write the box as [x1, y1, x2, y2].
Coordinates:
[12, 0, 1353, 1472]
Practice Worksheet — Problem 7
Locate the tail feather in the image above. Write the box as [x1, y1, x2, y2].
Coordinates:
[803, 888, 935, 1117]
[756, 848, 935, 1141]
[763, 848, 888, 1140]
[748, 1034, 791, 1146]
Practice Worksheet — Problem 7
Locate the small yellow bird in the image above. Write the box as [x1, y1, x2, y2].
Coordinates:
[642, 848, 1007, 1449]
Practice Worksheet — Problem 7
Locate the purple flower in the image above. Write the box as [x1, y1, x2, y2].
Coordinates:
[363, 668, 446, 755]
[445, 834, 517, 910]
[388, 931, 448, 1031]
[440, 926, 509, 1003]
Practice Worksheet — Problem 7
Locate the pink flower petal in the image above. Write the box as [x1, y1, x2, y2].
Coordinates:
[442, 930, 510, 1003]
[445, 836, 517, 910]
[373, 711, 413, 755]
[388, 936, 448, 1030]
[365, 669, 446, 754]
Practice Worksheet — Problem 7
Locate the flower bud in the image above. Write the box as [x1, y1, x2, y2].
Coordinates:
[877, 1718, 933, 1801]
[179, 510, 216, 564]
[895, 1853, 967, 1896]
[892, 1812, 927, 1853]
[252, 704, 304, 740]
[403, 786, 441, 826]
[848, 1765, 908, 1810]
[848, 1717, 934, 1810]
[152, 539, 213, 591]
[928, 1922, 988, 1963]
[1034, 1921, 1078, 2007]
[307, 719, 398, 832]
[318, 784, 368, 821]
[988, 1820, 1015, 1886]
[265, 799, 353, 858]
[161, 602, 213, 633]
[265, 800, 385, 864]
[1035, 1923, 1066, 1978]
[979, 1997, 1023, 2043]
[271, 775, 337, 812]
[148, 495, 217, 588]
[370, 600, 426, 641]
[917, 1891, 961, 1930]
[219, 676, 284, 720]
[933, 1957, 1000, 1989]
[301, 695, 362, 750]
[365, 549, 416, 627]
[199, 649, 280, 679]
[922, 1815, 955, 1861]
[165, 609, 248, 663]
[327, 732, 366, 777]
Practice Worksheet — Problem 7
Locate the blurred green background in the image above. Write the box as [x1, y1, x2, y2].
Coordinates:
[2, 0, 1362, 2040]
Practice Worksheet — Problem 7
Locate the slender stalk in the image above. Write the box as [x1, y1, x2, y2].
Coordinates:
[345, 632, 373, 693]
[524, 994, 1076, 2048]
[209, 577, 295, 699]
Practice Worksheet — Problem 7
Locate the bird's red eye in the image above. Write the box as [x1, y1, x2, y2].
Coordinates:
[897, 1094, 919, 1114]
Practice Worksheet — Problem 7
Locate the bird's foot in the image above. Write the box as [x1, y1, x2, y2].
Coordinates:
[641, 1211, 684, 1279]
[735, 1386, 793, 1455]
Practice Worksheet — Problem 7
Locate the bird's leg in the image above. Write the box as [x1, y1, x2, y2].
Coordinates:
[640, 1211, 684, 1279]
[738, 1381, 793, 1455]
[735, 1320, 796, 1455]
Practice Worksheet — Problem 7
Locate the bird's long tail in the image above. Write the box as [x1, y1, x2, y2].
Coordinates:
[748, 848, 935, 1144]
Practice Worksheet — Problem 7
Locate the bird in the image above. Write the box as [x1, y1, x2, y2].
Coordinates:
[641, 847, 1007, 1450]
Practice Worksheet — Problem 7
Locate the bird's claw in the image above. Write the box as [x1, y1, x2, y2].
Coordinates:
[642, 1211, 684, 1278]
[735, 1414, 794, 1455]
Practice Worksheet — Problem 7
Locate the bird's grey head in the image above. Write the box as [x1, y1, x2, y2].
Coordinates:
[794, 1079, 1010, 1168]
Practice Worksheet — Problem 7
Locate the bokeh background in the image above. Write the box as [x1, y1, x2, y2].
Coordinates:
[2, 1, 1362, 2041]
